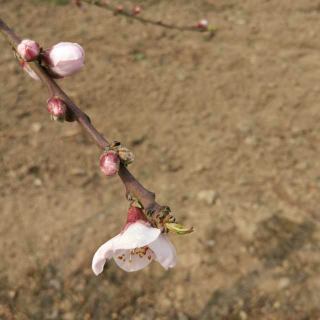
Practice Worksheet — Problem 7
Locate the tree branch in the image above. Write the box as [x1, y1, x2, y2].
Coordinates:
[81, 0, 216, 35]
[0, 18, 173, 225]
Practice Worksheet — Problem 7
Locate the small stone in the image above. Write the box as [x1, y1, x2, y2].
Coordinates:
[197, 190, 217, 205]
[8, 290, 16, 299]
[244, 136, 257, 146]
[63, 312, 75, 320]
[278, 277, 290, 289]
[236, 19, 246, 25]
[207, 239, 215, 248]
[33, 178, 43, 186]
[273, 301, 281, 309]
[49, 279, 61, 290]
[239, 311, 247, 320]
[31, 122, 42, 132]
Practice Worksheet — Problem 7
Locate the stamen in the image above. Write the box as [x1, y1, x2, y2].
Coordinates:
[148, 255, 152, 260]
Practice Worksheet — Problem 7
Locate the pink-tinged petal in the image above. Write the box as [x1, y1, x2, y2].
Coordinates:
[148, 234, 177, 270]
[21, 61, 40, 81]
[92, 234, 120, 275]
[113, 248, 155, 272]
[112, 222, 161, 251]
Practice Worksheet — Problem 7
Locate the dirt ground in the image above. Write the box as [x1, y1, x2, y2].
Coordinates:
[1, 0, 320, 319]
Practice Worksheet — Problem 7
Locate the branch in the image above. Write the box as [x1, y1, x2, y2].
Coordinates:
[0, 18, 175, 227]
[80, 0, 217, 35]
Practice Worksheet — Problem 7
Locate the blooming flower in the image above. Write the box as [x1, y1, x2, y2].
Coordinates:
[17, 39, 40, 62]
[43, 42, 85, 78]
[92, 207, 177, 274]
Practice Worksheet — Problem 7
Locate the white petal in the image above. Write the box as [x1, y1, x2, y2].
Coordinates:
[148, 234, 177, 270]
[112, 222, 161, 251]
[92, 234, 120, 275]
[113, 248, 155, 272]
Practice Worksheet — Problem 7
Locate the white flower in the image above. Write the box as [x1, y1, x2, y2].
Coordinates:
[92, 207, 177, 274]
[43, 42, 85, 78]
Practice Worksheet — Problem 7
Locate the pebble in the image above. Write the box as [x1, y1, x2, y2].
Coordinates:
[63, 312, 75, 320]
[31, 122, 42, 133]
[239, 311, 247, 320]
[33, 178, 43, 187]
[8, 290, 16, 299]
[49, 279, 61, 290]
[278, 277, 290, 289]
[207, 240, 216, 248]
[197, 190, 217, 205]
[244, 136, 257, 146]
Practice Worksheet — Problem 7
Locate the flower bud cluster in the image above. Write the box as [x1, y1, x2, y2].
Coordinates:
[16, 38, 85, 82]
[100, 142, 135, 177]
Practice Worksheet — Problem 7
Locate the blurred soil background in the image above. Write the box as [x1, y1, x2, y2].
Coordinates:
[1, 0, 320, 319]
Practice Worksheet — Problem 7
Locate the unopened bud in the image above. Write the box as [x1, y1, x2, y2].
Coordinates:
[117, 147, 135, 165]
[17, 39, 40, 62]
[195, 19, 208, 30]
[47, 98, 67, 121]
[115, 6, 123, 13]
[133, 6, 141, 15]
[100, 151, 120, 176]
[43, 42, 85, 78]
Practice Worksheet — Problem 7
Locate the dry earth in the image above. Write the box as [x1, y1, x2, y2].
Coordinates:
[1, 0, 320, 319]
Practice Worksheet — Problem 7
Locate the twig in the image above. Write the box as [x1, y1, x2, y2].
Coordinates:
[81, 0, 217, 35]
[0, 18, 173, 225]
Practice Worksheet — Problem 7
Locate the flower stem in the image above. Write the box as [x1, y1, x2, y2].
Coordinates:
[82, 0, 216, 35]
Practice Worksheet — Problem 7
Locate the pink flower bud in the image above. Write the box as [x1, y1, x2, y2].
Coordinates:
[100, 151, 120, 176]
[195, 19, 208, 30]
[115, 6, 123, 13]
[47, 98, 67, 121]
[17, 39, 40, 62]
[43, 42, 85, 78]
[133, 6, 141, 15]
